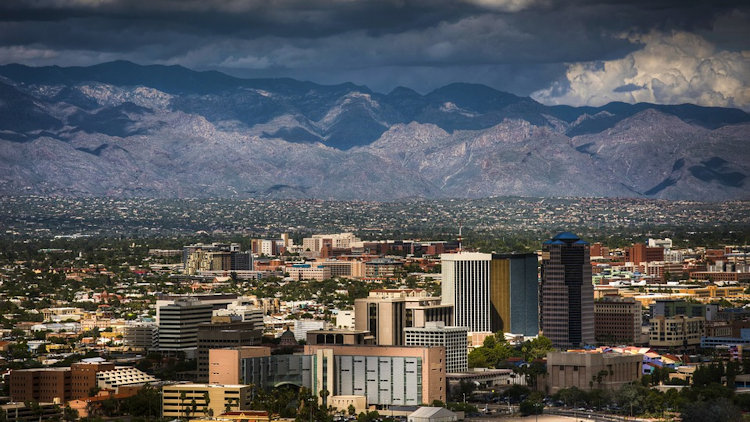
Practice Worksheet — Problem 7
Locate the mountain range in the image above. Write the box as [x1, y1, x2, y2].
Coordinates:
[0, 60, 748, 200]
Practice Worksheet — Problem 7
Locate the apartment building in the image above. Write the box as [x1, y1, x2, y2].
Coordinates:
[649, 315, 705, 349]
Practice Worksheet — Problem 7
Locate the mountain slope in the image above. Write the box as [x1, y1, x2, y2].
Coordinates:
[0, 61, 748, 200]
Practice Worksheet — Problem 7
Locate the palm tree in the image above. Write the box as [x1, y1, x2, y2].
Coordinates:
[189, 399, 197, 420]
[179, 391, 187, 421]
[203, 392, 211, 417]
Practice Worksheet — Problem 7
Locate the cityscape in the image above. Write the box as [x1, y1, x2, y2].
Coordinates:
[0, 209, 749, 421]
[1, 0, 749, 422]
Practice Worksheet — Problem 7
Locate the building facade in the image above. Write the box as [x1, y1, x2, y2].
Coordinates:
[122, 322, 157, 351]
[540, 232, 594, 348]
[9, 368, 71, 403]
[490, 253, 539, 336]
[594, 297, 642, 344]
[441, 252, 538, 335]
[405, 322, 468, 373]
[210, 345, 447, 408]
[196, 319, 262, 381]
[161, 384, 252, 419]
[649, 315, 705, 349]
[157, 298, 213, 353]
[354, 297, 406, 345]
[441, 253, 493, 333]
[546, 351, 642, 394]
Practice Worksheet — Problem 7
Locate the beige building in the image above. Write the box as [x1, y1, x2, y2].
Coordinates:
[329, 395, 367, 415]
[210, 344, 446, 408]
[649, 315, 705, 349]
[546, 351, 642, 394]
[302, 233, 360, 253]
[354, 296, 406, 345]
[208, 347, 271, 385]
[316, 260, 365, 278]
[285, 264, 332, 281]
[304, 344, 447, 406]
[161, 384, 252, 419]
[355, 291, 453, 346]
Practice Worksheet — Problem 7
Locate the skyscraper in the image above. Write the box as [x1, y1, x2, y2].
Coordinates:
[490, 253, 539, 336]
[540, 232, 594, 347]
[441, 253, 493, 332]
[441, 252, 538, 335]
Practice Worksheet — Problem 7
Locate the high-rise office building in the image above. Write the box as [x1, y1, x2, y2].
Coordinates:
[440, 252, 538, 335]
[490, 253, 539, 336]
[157, 298, 213, 353]
[441, 253, 493, 333]
[540, 232, 594, 348]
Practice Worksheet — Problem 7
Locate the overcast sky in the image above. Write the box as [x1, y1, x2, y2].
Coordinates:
[1, 0, 749, 109]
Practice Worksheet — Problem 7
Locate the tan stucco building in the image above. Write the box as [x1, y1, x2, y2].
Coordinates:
[546, 351, 642, 394]
[161, 384, 252, 419]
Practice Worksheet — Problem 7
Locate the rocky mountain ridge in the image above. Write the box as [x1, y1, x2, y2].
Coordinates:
[0, 61, 748, 200]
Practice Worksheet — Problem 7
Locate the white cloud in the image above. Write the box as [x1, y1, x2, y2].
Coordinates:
[463, 0, 540, 12]
[532, 31, 750, 110]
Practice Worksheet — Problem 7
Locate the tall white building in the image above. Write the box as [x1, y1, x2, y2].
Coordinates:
[441, 253, 493, 333]
[405, 322, 469, 373]
[157, 298, 213, 353]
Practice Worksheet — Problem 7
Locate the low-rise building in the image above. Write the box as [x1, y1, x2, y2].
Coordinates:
[649, 315, 705, 349]
[161, 384, 252, 420]
[285, 264, 332, 281]
[9, 367, 70, 403]
[208, 347, 272, 385]
[210, 344, 447, 408]
[96, 367, 158, 392]
[546, 351, 642, 394]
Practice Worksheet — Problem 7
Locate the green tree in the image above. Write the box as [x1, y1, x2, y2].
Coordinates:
[520, 336, 553, 362]
[682, 397, 742, 422]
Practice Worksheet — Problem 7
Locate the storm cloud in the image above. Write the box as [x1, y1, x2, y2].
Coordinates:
[0, 0, 748, 107]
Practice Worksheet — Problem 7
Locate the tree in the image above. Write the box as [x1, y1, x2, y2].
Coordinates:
[180, 391, 187, 420]
[347, 404, 356, 416]
[356, 411, 381, 422]
[519, 394, 544, 416]
[189, 399, 197, 420]
[681, 397, 742, 422]
[521, 336, 553, 362]
[203, 391, 211, 417]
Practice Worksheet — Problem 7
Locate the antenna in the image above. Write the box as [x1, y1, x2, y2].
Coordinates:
[458, 225, 463, 252]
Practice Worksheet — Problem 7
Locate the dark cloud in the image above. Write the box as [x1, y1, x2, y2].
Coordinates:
[0, 0, 747, 99]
